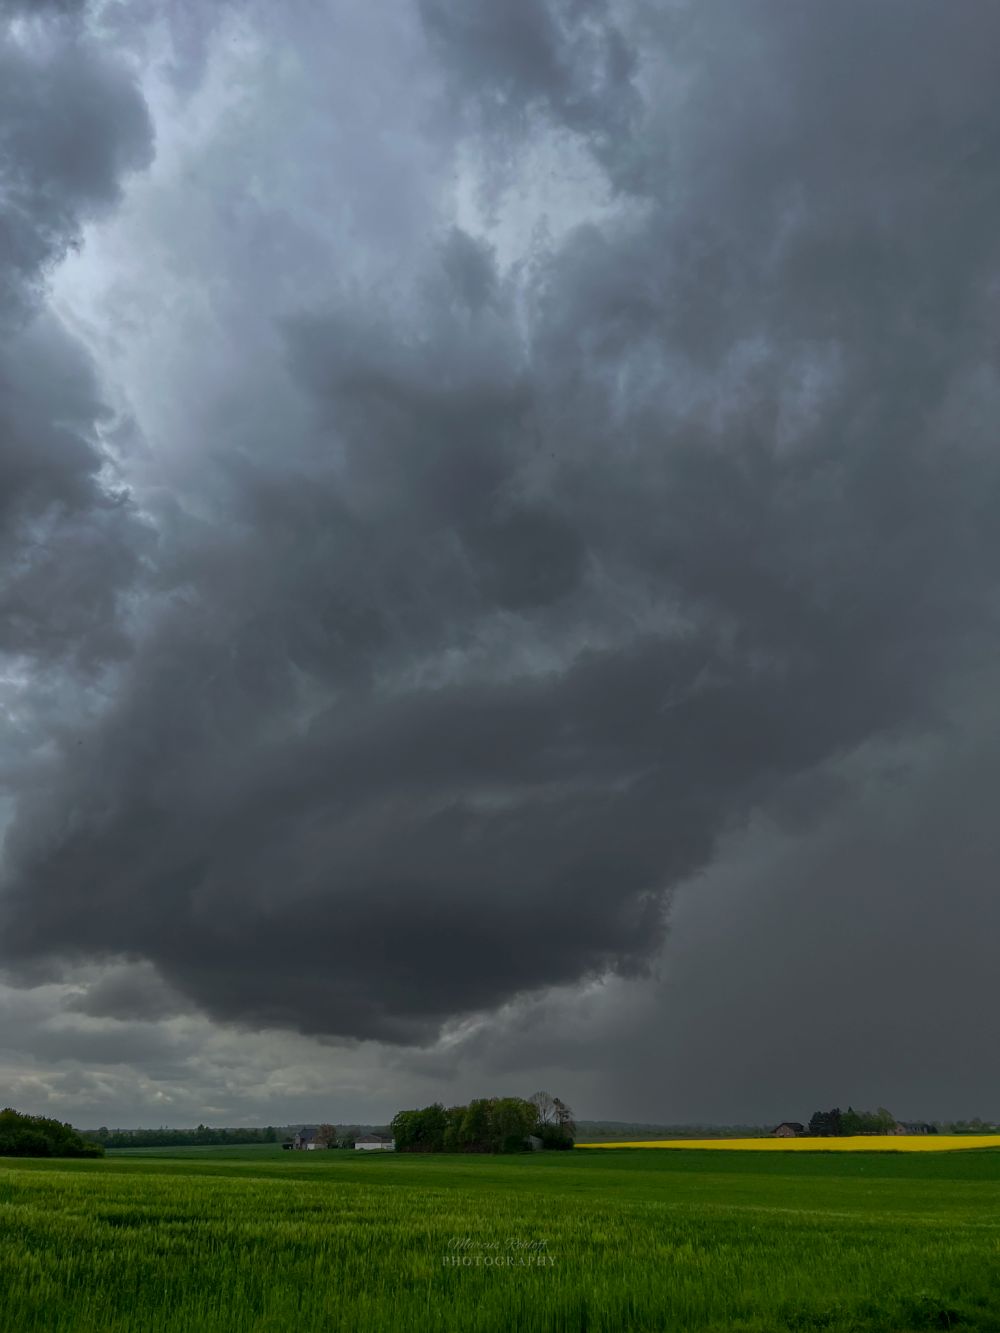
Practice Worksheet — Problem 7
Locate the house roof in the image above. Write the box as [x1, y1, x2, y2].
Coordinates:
[355, 1133, 389, 1142]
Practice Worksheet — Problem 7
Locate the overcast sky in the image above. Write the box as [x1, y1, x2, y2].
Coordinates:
[1, 0, 999, 1130]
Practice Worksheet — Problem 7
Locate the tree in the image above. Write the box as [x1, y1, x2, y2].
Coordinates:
[840, 1107, 862, 1136]
[390, 1110, 420, 1152]
[490, 1098, 538, 1153]
[418, 1103, 449, 1152]
[528, 1093, 575, 1148]
[552, 1097, 577, 1137]
[442, 1106, 465, 1152]
[536, 1123, 574, 1149]
[316, 1124, 337, 1148]
[459, 1099, 494, 1152]
[394, 1095, 546, 1153]
[391, 1104, 448, 1152]
[530, 1091, 557, 1125]
[874, 1107, 896, 1135]
[808, 1108, 843, 1137]
[0, 1108, 103, 1158]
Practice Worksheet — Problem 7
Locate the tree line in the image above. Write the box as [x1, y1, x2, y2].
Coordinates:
[83, 1124, 398, 1149]
[0, 1108, 104, 1158]
[83, 1125, 282, 1148]
[392, 1092, 576, 1153]
[806, 1107, 936, 1136]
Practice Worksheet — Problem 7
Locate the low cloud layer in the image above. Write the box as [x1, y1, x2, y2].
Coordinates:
[1, 0, 999, 1117]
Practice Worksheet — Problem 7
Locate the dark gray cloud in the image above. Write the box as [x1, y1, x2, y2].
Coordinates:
[0, 22, 152, 308]
[0, 0, 86, 15]
[1, 0, 999, 1116]
[0, 13, 153, 673]
[68, 961, 192, 1023]
[420, 0, 637, 137]
[0, 314, 149, 666]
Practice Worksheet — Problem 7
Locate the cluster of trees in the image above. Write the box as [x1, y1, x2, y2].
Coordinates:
[83, 1125, 281, 1148]
[0, 1108, 104, 1158]
[808, 1107, 918, 1136]
[392, 1092, 575, 1153]
[530, 1092, 577, 1149]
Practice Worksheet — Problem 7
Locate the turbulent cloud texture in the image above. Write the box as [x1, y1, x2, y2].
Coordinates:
[1, 0, 999, 1115]
[0, 9, 152, 678]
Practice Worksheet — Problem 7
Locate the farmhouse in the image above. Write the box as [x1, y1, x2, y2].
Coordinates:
[892, 1121, 935, 1135]
[354, 1134, 394, 1151]
[771, 1122, 806, 1137]
[293, 1127, 325, 1150]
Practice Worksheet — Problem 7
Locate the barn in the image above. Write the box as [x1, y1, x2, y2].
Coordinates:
[293, 1127, 325, 1150]
[771, 1122, 806, 1138]
[354, 1134, 394, 1151]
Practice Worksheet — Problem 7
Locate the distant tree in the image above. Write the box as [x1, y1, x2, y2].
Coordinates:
[391, 1104, 448, 1152]
[840, 1107, 862, 1136]
[390, 1110, 419, 1152]
[874, 1107, 896, 1135]
[530, 1092, 557, 1125]
[459, 1099, 494, 1152]
[90, 1124, 289, 1149]
[553, 1097, 577, 1137]
[420, 1104, 449, 1152]
[442, 1106, 465, 1152]
[0, 1108, 103, 1158]
[808, 1108, 843, 1137]
[536, 1123, 574, 1149]
[394, 1095, 544, 1153]
[316, 1124, 337, 1148]
[490, 1098, 538, 1153]
[528, 1094, 575, 1148]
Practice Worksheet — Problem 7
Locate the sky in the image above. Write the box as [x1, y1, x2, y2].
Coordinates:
[1, 0, 999, 1130]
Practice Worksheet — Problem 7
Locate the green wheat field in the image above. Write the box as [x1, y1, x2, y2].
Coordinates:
[3, 1145, 1000, 1332]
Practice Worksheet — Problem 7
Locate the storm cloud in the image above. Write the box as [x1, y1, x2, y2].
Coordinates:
[1, 1, 999, 1116]
[0, 9, 152, 681]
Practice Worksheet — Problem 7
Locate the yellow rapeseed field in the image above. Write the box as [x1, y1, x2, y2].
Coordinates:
[576, 1135, 1000, 1152]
